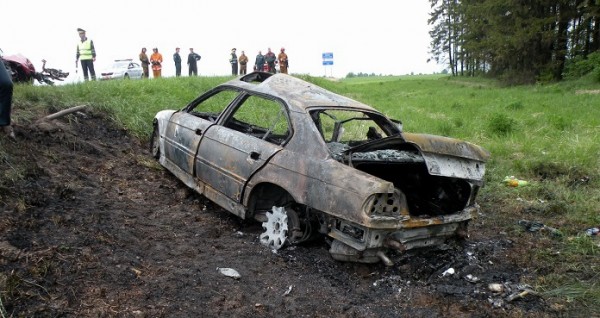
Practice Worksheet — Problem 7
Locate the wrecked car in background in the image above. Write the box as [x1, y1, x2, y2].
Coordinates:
[1, 52, 69, 85]
[151, 72, 490, 265]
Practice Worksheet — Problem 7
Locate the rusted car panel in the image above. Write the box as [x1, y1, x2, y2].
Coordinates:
[151, 71, 490, 265]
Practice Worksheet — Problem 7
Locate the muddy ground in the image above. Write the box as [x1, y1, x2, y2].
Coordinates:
[0, 110, 567, 317]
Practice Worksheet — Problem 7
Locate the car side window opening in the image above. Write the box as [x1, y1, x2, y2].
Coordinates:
[189, 90, 239, 122]
[313, 110, 387, 146]
[224, 95, 290, 145]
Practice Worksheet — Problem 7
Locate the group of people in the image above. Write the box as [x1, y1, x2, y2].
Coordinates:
[76, 27, 291, 80]
[230, 47, 289, 76]
[77, 27, 202, 80]
[138, 47, 201, 78]
[2, 27, 295, 141]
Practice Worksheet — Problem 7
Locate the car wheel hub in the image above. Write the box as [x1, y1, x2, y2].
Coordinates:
[260, 206, 289, 250]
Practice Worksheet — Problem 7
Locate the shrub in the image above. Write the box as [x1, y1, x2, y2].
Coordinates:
[563, 52, 600, 80]
[488, 113, 516, 135]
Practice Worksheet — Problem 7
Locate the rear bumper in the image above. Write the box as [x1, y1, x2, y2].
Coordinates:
[328, 205, 478, 252]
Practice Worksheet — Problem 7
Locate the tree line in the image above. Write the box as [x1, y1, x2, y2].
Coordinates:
[428, 0, 600, 83]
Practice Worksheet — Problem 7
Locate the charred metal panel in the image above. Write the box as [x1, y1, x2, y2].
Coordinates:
[163, 112, 212, 175]
[420, 152, 486, 181]
[402, 133, 490, 163]
[196, 126, 281, 202]
[246, 148, 398, 227]
[225, 75, 378, 112]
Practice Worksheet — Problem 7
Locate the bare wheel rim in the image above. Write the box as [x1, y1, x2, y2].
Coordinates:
[260, 206, 289, 250]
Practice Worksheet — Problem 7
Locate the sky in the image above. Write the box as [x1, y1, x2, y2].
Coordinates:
[1, 1, 444, 82]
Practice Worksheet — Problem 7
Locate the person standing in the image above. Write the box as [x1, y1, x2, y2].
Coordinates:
[139, 47, 150, 78]
[173, 47, 182, 77]
[76, 28, 97, 81]
[229, 48, 238, 76]
[278, 47, 289, 74]
[187, 48, 201, 76]
[150, 48, 163, 78]
[0, 55, 15, 140]
[265, 48, 277, 73]
[238, 50, 248, 75]
[254, 50, 265, 72]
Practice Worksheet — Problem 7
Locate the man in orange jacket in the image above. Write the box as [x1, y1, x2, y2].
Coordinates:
[150, 48, 163, 78]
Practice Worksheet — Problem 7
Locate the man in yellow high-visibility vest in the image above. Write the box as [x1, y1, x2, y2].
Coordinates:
[76, 28, 97, 81]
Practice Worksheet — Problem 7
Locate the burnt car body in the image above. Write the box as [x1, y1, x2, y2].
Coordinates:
[151, 72, 490, 265]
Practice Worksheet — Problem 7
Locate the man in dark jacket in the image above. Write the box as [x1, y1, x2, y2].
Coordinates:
[265, 48, 277, 73]
[187, 48, 201, 76]
[139, 48, 150, 78]
[254, 50, 265, 72]
[173, 48, 182, 77]
[229, 48, 238, 76]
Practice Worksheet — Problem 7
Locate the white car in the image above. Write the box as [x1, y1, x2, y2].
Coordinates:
[100, 59, 143, 80]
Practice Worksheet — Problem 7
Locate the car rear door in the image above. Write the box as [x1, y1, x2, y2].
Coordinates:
[195, 94, 291, 202]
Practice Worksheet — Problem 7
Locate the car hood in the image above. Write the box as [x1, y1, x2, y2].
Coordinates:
[344, 133, 490, 181]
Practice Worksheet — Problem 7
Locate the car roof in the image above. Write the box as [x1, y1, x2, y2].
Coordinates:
[220, 72, 379, 113]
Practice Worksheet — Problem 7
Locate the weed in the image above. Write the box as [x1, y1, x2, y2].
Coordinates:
[487, 113, 516, 135]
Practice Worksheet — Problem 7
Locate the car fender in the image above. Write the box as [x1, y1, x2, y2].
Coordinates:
[153, 109, 177, 159]
[243, 148, 396, 226]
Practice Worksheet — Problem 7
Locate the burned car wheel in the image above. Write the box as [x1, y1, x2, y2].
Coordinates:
[260, 206, 290, 250]
[150, 124, 160, 159]
[259, 205, 312, 250]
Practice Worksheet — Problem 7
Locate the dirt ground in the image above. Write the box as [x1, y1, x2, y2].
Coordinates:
[0, 110, 564, 317]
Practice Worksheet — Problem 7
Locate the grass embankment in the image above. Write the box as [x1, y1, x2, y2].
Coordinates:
[6, 74, 600, 311]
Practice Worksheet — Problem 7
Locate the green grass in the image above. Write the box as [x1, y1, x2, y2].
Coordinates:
[6, 74, 600, 311]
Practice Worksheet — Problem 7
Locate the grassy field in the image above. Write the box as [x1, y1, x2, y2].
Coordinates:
[8, 73, 600, 310]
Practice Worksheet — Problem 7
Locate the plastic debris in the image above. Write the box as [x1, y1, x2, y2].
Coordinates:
[441, 267, 455, 277]
[506, 288, 537, 302]
[464, 274, 480, 283]
[283, 285, 293, 296]
[217, 267, 241, 279]
[518, 220, 562, 237]
[489, 297, 504, 308]
[488, 283, 504, 293]
[503, 176, 529, 187]
[585, 227, 599, 236]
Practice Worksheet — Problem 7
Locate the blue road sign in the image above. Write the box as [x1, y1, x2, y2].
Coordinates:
[322, 60, 334, 65]
[322, 52, 334, 59]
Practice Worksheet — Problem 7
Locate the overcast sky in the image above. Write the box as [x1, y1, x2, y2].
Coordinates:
[1, 1, 443, 81]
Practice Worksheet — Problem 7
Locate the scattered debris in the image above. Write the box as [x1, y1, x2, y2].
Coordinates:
[283, 285, 293, 296]
[217, 267, 241, 280]
[130, 267, 142, 277]
[518, 220, 562, 237]
[441, 267, 455, 277]
[585, 227, 599, 236]
[506, 287, 537, 302]
[488, 283, 504, 293]
[489, 297, 504, 308]
[503, 176, 528, 187]
[464, 274, 480, 283]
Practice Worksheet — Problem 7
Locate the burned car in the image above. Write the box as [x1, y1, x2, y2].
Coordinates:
[151, 72, 489, 265]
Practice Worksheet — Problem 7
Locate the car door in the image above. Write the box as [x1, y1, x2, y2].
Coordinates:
[162, 89, 241, 175]
[195, 94, 291, 202]
[130, 62, 142, 78]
